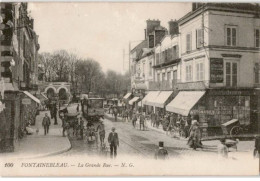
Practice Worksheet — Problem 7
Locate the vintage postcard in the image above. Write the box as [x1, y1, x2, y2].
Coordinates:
[0, 1, 259, 176]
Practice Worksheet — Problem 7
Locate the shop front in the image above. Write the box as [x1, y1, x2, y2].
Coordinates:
[129, 97, 140, 111]
[142, 91, 160, 114]
[21, 91, 41, 127]
[166, 89, 257, 137]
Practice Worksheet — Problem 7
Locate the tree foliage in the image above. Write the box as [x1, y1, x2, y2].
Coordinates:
[39, 50, 130, 97]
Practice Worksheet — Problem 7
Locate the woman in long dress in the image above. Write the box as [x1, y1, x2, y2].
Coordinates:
[187, 121, 202, 150]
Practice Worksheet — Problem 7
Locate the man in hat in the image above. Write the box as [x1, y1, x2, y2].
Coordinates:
[154, 141, 169, 160]
[99, 120, 105, 146]
[42, 113, 51, 135]
[108, 127, 119, 158]
[139, 112, 145, 131]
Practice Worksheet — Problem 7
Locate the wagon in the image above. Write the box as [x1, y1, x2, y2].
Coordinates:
[221, 119, 249, 136]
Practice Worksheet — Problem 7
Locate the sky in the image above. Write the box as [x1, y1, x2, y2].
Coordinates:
[28, 2, 192, 74]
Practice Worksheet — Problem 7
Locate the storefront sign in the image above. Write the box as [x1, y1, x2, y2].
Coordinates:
[210, 58, 223, 83]
[208, 90, 252, 96]
[22, 98, 31, 105]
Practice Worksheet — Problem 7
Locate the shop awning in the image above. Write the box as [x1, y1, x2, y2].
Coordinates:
[23, 91, 41, 104]
[123, 93, 131, 100]
[143, 91, 160, 106]
[166, 91, 206, 116]
[129, 97, 139, 105]
[153, 91, 173, 108]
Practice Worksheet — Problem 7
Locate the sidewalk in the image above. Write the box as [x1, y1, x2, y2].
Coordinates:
[1, 111, 71, 159]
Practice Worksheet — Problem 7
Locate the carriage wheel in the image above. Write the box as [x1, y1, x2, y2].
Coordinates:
[230, 126, 243, 136]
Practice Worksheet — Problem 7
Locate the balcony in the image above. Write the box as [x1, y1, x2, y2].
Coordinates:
[148, 80, 177, 91]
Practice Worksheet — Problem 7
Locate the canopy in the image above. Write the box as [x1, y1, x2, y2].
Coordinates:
[123, 93, 132, 100]
[129, 97, 139, 105]
[23, 91, 41, 104]
[143, 91, 160, 106]
[152, 91, 173, 108]
[166, 91, 206, 116]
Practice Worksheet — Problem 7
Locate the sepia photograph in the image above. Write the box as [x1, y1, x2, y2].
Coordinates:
[0, 0, 259, 176]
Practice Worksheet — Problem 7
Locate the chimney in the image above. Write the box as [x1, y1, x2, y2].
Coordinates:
[144, 29, 147, 40]
[168, 20, 179, 36]
[146, 19, 160, 39]
[148, 33, 154, 48]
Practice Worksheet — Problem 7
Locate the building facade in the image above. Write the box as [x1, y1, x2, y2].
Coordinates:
[0, 2, 40, 152]
[129, 3, 260, 137]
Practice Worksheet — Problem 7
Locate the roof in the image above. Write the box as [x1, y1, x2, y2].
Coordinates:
[130, 39, 148, 55]
[178, 3, 260, 26]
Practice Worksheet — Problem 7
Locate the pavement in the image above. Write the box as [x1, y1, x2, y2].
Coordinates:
[0, 110, 71, 159]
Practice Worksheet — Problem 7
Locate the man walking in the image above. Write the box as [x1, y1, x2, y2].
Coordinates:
[139, 113, 145, 131]
[113, 107, 118, 122]
[108, 127, 119, 158]
[99, 121, 105, 146]
[132, 113, 137, 128]
[42, 113, 51, 135]
[53, 103, 58, 125]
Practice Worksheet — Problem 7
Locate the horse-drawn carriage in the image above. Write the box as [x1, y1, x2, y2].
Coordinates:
[82, 97, 105, 143]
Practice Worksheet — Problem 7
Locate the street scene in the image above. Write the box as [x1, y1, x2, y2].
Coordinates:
[0, 1, 259, 176]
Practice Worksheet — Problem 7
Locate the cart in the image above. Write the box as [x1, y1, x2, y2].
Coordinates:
[221, 119, 249, 136]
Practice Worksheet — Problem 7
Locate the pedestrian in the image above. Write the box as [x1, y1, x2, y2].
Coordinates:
[53, 103, 58, 125]
[124, 109, 129, 122]
[217, 138, 228, 159]
[154, 141, 169, 160]
[61, 113, 67, 137]
[151, 112, 155, 126]
[79, 116, 84, 140]
[42, 113, 51, 135]
[113, 107, 118, 122]
[76, 104, 79, 112]
[132, 113, 137, 128]
[108, 127, 119, 159]
[99, 121, 105, 146]
[139, 113, 145, 131]
[129, 109, 133, 121]
[187, 120, 202, 150]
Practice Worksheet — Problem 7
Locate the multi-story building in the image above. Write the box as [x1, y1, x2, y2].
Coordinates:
[166, 3, 260, 136]
[128, 3, 260, 136]
[0, 2, 40, 152]
[129, 20, 167, 110]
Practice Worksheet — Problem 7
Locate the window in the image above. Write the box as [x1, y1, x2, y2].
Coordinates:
[225, 61, 238, 87]
[157, 73, 160, 82]
[186, 33, 192, 52]
[173, 70, 177, 84]
[162, 73, 165, 81]
[196, 29, 203, 48]
[156, 53, 160, 65]
[149, 62, 152, 76]
[226, 26, 237, 46]
[167, 71, 171, 81]
[186, 64, 192, 82]
[196, 62, 204, 81]
[255, 63, 260, 84]
[255, 29, 260, 48]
